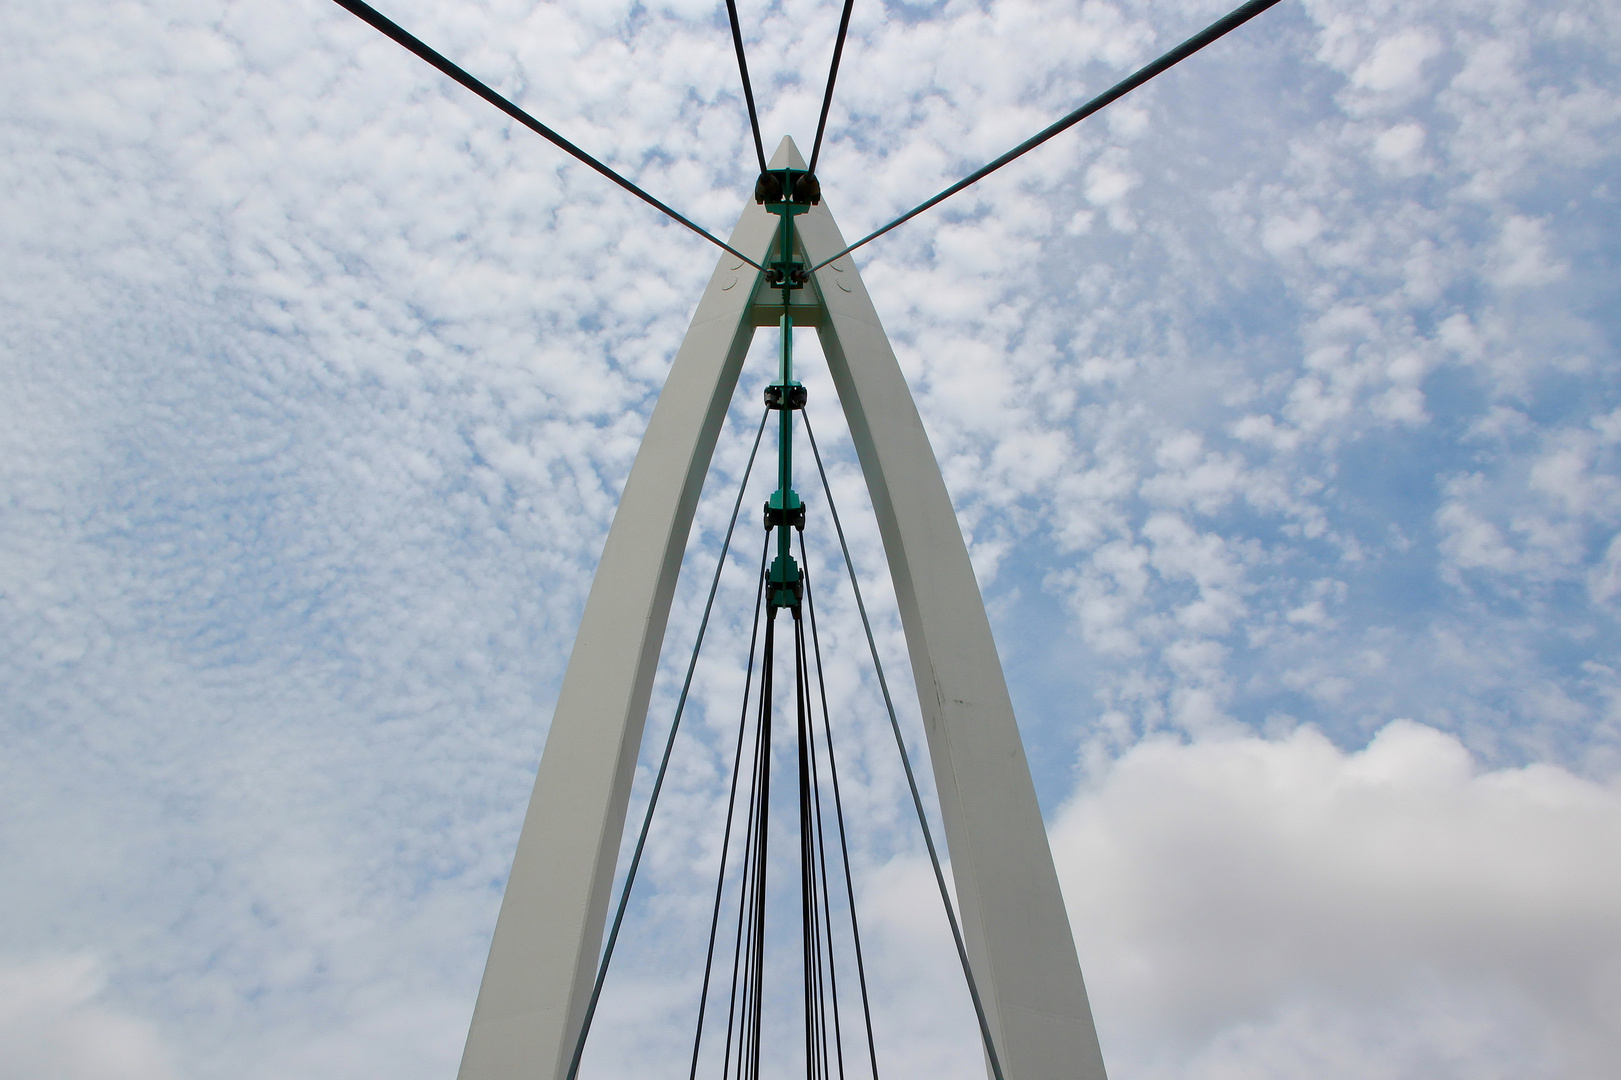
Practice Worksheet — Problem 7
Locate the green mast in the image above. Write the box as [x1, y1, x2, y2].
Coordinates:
[757, 166, 819, 613]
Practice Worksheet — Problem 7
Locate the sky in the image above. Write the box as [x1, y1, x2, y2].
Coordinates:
[2, 0, 1619, 1077]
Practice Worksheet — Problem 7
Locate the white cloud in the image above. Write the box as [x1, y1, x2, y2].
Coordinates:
[1352, 30, 1442, 94]
[0, 956, 175, 1080]
[1492, 216, 1569, 289]
[1372, 120, 1427, 173]
[1052, 721, 1621, 1079]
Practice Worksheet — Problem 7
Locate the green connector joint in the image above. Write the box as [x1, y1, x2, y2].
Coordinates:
[764, 489, 805, 530]
[766, 553, 803, 611]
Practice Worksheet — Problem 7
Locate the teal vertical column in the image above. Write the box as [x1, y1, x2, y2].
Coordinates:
[761, 160, 814, 614]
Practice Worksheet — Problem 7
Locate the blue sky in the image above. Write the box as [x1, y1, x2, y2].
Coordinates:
[2, 0, 1619, 1077]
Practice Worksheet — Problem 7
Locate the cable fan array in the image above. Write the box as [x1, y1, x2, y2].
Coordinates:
[687, 525, 880, 1080]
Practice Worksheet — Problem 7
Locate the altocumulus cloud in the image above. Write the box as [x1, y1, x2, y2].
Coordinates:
[2, 0, 1619, 1076]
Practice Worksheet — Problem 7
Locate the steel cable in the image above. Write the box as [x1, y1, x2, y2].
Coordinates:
[800, 531, 881, 1080]
[744, 615, 775, 1080]
[329, 0, 766, 270]
[688, 531, 771, 1080]
[809, 0, 1286, 271]
[722, 542, 774, 1080]
[797, 553, 852, 1080]
[808, 0, 857, 175]
[724, 0, 770, 174]
[801, 411, 1006, 1080]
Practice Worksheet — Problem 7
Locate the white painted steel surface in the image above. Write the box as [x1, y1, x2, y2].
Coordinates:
[460, 137, 1105, 1080]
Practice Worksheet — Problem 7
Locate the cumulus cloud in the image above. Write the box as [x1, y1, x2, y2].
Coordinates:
[1052, 721, 1621, 1079]
[838, 721, 1621, 1080]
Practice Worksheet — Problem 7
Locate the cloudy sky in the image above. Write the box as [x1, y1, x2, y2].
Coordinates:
[3, 0, 1619, 1077]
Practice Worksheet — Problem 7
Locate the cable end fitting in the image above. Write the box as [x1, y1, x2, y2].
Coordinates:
[764, 383, 807, 411]
[793, 172, 821, 205]
[764, 262, 808, 289]
[755, 168, 820, 208]
[754, 171, 784, 205]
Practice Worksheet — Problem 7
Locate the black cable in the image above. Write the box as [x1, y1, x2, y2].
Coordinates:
[808, 0, 857, 176]
[724, 0, 769, 174]
[329, 0, 766, 271]
[745, 614, 775, 1080]
[724, 598, 778, 1080]
[689, 531, 772, 1080]
[796, 602, 848, 1080]
[721, 535, 772, 1080]
[795, 621, 822, 1080]
[564, 408, 770, 1080]
[800, 531, 879, 1080]
[800, 412, 1006, 1080]
[809, 0, 1285, 271]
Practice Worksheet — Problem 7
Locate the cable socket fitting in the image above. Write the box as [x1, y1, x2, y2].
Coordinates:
[792, 172, 821, 205]
[754, 171, 784, 205]
[755, 168, 820, 208]
[764, 383, 807, 411]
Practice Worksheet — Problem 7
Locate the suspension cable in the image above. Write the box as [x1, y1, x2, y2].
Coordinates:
[808, 0, 1285, 271]
[800, 412, 1006, 1080]
[800, 531, 880, 1080]
[795, 608, 848, 1080]
[808, 0, 857, 176]
[564, 408, 771, 1080]
[798, 563, 847, 1080]
[721, 535, 773, 1080]
[724, 0, 770, 174]
[688, 532, 771, 1080]
[794, 619, 824, 1080]
[742, 613, 776, 1080]
[329, 0, 766, 271]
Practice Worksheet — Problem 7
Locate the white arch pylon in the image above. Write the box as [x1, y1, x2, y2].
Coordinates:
[459, 137, 1107, 1080]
